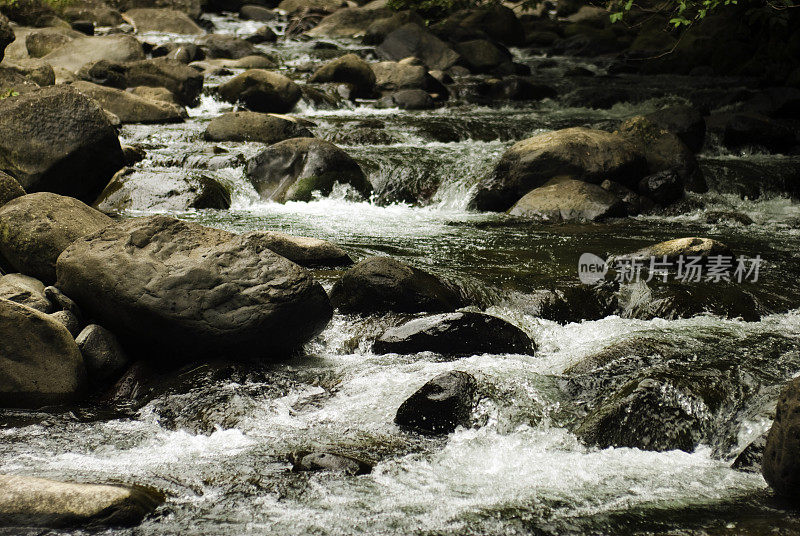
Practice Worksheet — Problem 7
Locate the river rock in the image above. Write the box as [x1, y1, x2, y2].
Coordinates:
[122, 58, 204, 106]
[763, 377, 800, 498]
[637, 169, 683, 206]
[292, 452, 372, 475]
[130, 85, 180, 105]
[25, 27, 82, 58]
[0, 171, 25, 208]
[374, 312, 534, 356]
[0, 298, 86, 408]
[371, 61, 438, 92]
[245, 138, 371, 202]
[377, 23, 460, 71]
[250, 231, 352, 267]
[329, 256, 463, 314]
[305, 7, 385, 38]
[0, 13, 12, 62]
[524, 286, 617, 324]
[199, 34, 258, 59]
[124, 8, 204, 34]
[0, 193, 113, 283]
[0, 85, 125, 203]
[470, 127, 647, 212]
[376, 88, 435, 110]
[94, 168, 231, 212]
[239, 4, 275, 20]
[0, 474, 163, 528]
[453, 39, 511, 74]
[204, 112, 313, 144]
[42, 35, 145, 73]
[616, 237, 733, 263]
[218, 69, 302, 113]
[278, 0, 345, 14]
[71, 81, 186, 123]
[56, 216, 333, 361]
[0, 273, 51, 313]
[0, 66, 39, 96]
[395, 371, 476, 434]
[364, 10, 424, 44]
[645, 104, 706, 153]
[508, 178, 626, 222]
[76, 324, 129, 386]
[308, 53, 376, 97]
[49, 309, 82, 336]
[2, 58, 56, 86]
[246, 25, 278, 43]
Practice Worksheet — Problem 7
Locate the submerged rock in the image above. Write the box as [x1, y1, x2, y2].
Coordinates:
[508, 178, 626, 222]
[374, 312, 534, 356]
[330, 256, 463, 314]
[218, 69, 302, 113]
[249, 231, 352, 267]
[245, 138, 371, 202]
[395, 371, 476, 434]
[292, 452, 372, 475]
[763, 377, 800, 498]
[203, 112, 312, 144]
[0, 474, 163, 528]
[0, 298, 86, 408]
[56, 216, 333, 362]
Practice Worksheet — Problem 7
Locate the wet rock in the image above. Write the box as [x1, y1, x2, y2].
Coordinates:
[471, 127, 647, 212]
[374, 312, 534, 356]
[94, 168, 231, 212]
[704, 211, 753, 226]
[199, 33, 258, 59]
[0, 85, 125, 203]
[371, 61, 443, 94]
[376, 88, 435, 110]
[763, 377, 800, 498]
[0, 298, 86, 408]
[0, 171, 25, 208]
[0, 273, 51, 313]
[305, 7, 390, 38]
[508, 178, 626, 222]
[601, 179, 654, 216]
[124, 8, 204, 34]
[71, 81, 186, 123]
[0, 13, 13, 62]
[363, 10, 423, 44]
[309, 53, 376, 97]
[292, 452, 372, 475]
[330, 256, 463, 314]
[240, 4, 275, 20]
[279, 0, 345, 15]
[121, 144, 146, 166]
[41, 35, 145, 73]
[245, 138, 371, 202]
[218, 69, 302, 113]
[617, 237, 733, 263]
[638, 169, 683, 206]
[246, 24, 277, 43]
[476, 76, 556, 102]
[204, 112, 312, 144]
[122, 58, 204, 106]
[250, 231, 352, 267]
[56, 216, 333, 362]
[453, 39, 511, 74]
[524, 286, 617, 324]
[77, 59, 128, 88]
[2, 58, 55, 86]
[395, 371, 476, 434]
[732, 432, 767, 473]
[645, 104, 706, 153]
[0, 474, 163, 528]
[0, 193, 113, 283]
[377, 23, 460, 71]
[25, 27, 82, 58]
[49, 309, 82, 336]
[76, 324, 129, 387]
[718, 112, 797, 154]
[152, 41, 203, 63]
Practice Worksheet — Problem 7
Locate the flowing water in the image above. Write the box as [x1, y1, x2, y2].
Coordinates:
[3, 14, 800, 535]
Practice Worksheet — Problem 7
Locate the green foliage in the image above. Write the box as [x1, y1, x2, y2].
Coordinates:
[610, 0, 795, 27]
[0, 90, 20, 100]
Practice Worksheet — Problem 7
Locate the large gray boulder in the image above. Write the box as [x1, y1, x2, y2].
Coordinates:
[71, 81, 186, 124]
[0, 474, 163, 528]
[0, 298, 86, 408]
[56, 216, 333, 362]
[470, 127, 647, 212]
[123, 8, 205, 34]
[203, 112, 312, 144]
[42, 35, 145, 73]
[245, 138, 371, 202]
[507, 178, 626, 222]
[763, 377, 800, 498]
[218, 69, 301, 114]
[0, 193, 113, 283]
[377, 23, 460, 71]
[0, 86, 125, 203]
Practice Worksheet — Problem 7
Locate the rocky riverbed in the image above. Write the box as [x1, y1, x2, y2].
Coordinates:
[1, 0, 800, 534]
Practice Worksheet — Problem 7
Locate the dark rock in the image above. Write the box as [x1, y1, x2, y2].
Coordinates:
[94, 168, 231, 212]
[250, 231, 352, 267]
[308, 53, 376, 97]
[763, 377, 800, 497]
[329, 256, 463, 314]
[395, 371, 476, 434]
[71, 81, 186, 123]
[0, 273, 51, 313]
[0, 85, 125, 203]
[0, 13, 13, 62]
[240, 4, 276, 21]
[122, 58, 204, 106]
[56, 216, 333, 362]
[645, 104, 706, 153]
[732, 432, 767, 473]
[508, 178, 626, 222]
[152, 42, 203, 63]
[371, 60, 445, 95]
[376, 88, 435, 110]
[374, 312, 534, 356]
[0, 171, 25, 208]
[246, 25, 277, 43]
[245, 137, 371, 202]
[638, 170, 683, 206]
[477, 76, 556, 102]
[0, 66, 40, 96]
[720, 112, 797, 154]
[77, 59, 128, 88]
[601, 179, 654, 216]
[523, 286, 617, 324]
[218, 69, 302, 113]
[0, 193, 113, 283]
[122, 145, 147, 166]
[76, 324, 129, 386]
[452, 5, 524, 47]
[199, 33, 258, 59]
[0, 298, 86, 408]
[49, 309, 82, 336]
[470, 127, 647, 212]
[70, 19, 95, 35]
[377, 23, 460, 71]
[44, 285, 81, 316]
[364, 10, 423, 45]
[305, 7, 391, 38]
[292, 452, 372, 475]
[204, 112, 312, 144]
[704, 211, 753, 226]
[453, 39, 511, 74]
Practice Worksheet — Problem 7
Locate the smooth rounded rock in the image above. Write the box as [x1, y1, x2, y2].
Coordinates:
[218, 69, 302, 113]
[203, 112, 312, 144]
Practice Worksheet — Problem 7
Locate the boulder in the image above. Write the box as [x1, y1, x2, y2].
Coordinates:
[129, 85, 180, 105]
[457, 5, 524, 47]
[121, 58, 204, 106]
[2, 58, 56, 86]
[0, 273, 51, 313]
[239, 4, 276, 21]
[308, 53, 376, 97]
[645, 104, 706, 153]
[0, 474, 163, 528]
[395, 371, 476, 434]
[71, 81, 186, 124]
[249, 231, 352, 267]
[377, 23, 459, 71]
[24, 27, 82, 58]
[45, 285, 81, 316]
[0, 298, 86, 408]
[94, 168, 231, 212]
[329, 256, 462, 314]
[453, 39, 511, 74]
[121, 0, 202, 18]
[218, 69, 302, 113]
[363, 10, 423, 44]
[374, 312, 534, 356]
[720, 112, 796, 154]
[76, 324, 129, 386]
[508, 178, 626, 222]
[638, 169, 683, 206]
[246, 25, 277, 44]
[523, 286, 617, 324]
[292, 452, 371, 475]
[50, 310, 82, 336]
[123, 8, 204, 34]
[0, 13, 13, 62]
[376, 88, 435, 110]
[0, 171, 25, 208]
[245, 138, 371, 202]
[470, 127, 647, 212]
[763, 377, 800, 498]
[601, 179, 654, 216]
[56, 216, 333, 361]
[0, 66, 40, 96]
[204, 111, 313, 144]
[0, 85, 125, 203]
[0, 193, 113, 283]
[278, 0, 345, 14]
[152, 41, 203, 63]
[371, 60, 438, 92]
[616, 237, 733, 264]
[59, 0, 125, 26]
[199, 34, 258, 59]
[41, 35, 145, 73]
[306, 7, 391, 38]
